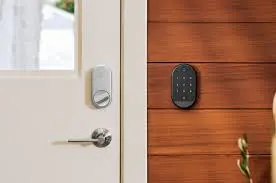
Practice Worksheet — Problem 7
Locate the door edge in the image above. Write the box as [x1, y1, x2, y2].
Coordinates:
[121, 0, 147, 182]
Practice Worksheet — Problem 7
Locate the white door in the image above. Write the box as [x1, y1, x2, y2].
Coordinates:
[0, 0, 120, 183]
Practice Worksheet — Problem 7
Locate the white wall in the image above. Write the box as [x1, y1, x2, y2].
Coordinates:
[0, 0, 14, 68]
[0, 0, 42, 69]
[0, 0, 75, 70]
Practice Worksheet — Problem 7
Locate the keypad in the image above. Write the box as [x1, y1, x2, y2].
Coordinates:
[171, 64, 197, 109]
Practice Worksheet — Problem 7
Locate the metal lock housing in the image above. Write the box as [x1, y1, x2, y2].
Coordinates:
[91, 66, 112, 109]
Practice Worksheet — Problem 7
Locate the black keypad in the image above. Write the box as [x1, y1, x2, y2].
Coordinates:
[171, 64, 197, 109]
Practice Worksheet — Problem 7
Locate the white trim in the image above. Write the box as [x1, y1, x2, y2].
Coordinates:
[121, 0, 147, 183]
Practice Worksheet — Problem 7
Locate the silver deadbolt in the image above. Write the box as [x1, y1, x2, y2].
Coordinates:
[92, 66, 112, 109]
[93, 90, 110, 108]
[68, 128, 112, 148]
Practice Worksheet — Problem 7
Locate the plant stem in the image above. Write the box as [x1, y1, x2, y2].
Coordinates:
[237, 134, 253, 183]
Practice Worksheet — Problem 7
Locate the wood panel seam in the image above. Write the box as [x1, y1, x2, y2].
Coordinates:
[148, 21, 276, 23]
[147, 108, 273, 110]
[148, 154, 271, 157]
[148, 62, 276, 64]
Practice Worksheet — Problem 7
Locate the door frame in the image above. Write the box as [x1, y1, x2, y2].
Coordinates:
[121, 0, 147, 183]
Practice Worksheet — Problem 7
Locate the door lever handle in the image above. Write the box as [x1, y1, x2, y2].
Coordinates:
[68, 138, 99, 143]
[68, 128, 112, 148]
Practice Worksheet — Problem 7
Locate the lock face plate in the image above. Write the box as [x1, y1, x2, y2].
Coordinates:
[171, 64, 197, 109]
[92, 66, 112, 108]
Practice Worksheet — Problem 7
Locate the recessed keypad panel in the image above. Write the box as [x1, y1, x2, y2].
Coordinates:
[171, 64, 197, 109]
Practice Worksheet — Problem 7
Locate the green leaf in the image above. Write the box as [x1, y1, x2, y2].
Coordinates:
[238, 160, 251, 179]
[237, 134, 253, 183]
[56, 0, 74, 13]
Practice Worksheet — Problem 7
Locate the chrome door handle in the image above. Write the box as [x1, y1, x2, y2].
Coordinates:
[68, 128, 112, 148]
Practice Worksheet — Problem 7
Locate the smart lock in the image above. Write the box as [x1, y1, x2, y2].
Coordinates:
[171, 64, 197, 109]
[92, 66, 112, 109]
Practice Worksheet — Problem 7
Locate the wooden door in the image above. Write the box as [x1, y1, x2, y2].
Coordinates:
[148, 0, 276, 182]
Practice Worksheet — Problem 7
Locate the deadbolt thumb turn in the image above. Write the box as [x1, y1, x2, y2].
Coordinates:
[68, 128, 112, 148]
